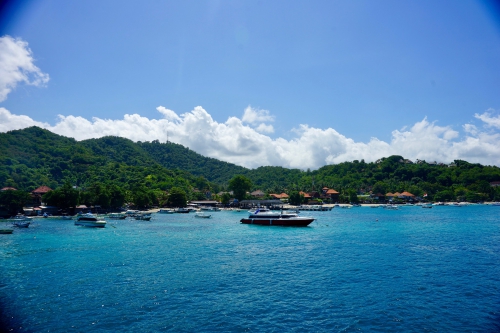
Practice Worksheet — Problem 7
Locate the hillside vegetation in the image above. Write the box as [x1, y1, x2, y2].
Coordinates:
[1, 127, 499, 205]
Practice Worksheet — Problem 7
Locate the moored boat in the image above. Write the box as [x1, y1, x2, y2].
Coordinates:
[158, 209, 175, 214]
[240, 208, 314, 227]
[12, 220, 30, 228]
[135, 214, 152, 221]
[194, 212, 211, 219]
[105, 213, 127, 220]
[74, 213, 106, 228]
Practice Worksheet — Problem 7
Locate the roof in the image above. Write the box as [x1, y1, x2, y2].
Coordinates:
[1, 187, 17, 191]
[299, 191, 311, 198]
[400, 191, 414, 197]
[386, 192, 394, 196]
[251, 190, 265, 196]
[326, 189, 339, 194]
[32, 186, 52, 194]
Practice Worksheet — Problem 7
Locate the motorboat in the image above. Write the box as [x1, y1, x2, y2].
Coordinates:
[74, 213, 106, 228]
[174, 208, 190, 213]
[158, 209, 175, 214]
[135, 214, 152, 221]
[240, 208, 315, 226]
[12, 220, 30, 228]
[0, 229, 13, 234]
[194, 212, 211, 219]
[105, 213, 127, 220]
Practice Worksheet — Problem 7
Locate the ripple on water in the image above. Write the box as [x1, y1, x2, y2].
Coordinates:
[0, 208, 499, 332]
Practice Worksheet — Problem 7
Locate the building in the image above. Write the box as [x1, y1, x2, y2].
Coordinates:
[250, 190, 265, 198]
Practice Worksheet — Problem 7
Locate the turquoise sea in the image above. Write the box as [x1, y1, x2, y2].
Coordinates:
[1, 206, 499, 332]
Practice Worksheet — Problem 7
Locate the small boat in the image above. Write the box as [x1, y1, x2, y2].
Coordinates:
[422, 203, 433, 209]
[174, 208, 190, 213]
[240, 209, 314, 227]
[0, 229, 14, 234]
[158, 209, 175, 214]
[75, 213, 106, 228]
[384, 204, 399, 210]
[105, 213, 127, 220]
[135, 215, 152, 221]
[194, 212, 211, 219]
[12, 220, 30, 228]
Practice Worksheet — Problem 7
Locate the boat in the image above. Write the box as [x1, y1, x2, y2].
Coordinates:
[12, 220, 30, 228]
[105, 213, 127, 220]
[383, 204, 399, 210]
[422, 203, 433, 209]
[174, 208, 190, 213]
[158, 209, 175, 214]
[10, 215, 32, 221]
[194, 212, 211, 219]
[491, 202, 500, 206]
[297, 205, 332, 211]
[74, 213, 106, 228]
[135, 214, 152, 221]
[0, 229, 13, 234]
[240, 209, 315, 227]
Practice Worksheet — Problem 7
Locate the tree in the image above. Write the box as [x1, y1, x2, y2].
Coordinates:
[0, 190, 31, 216]
[221, 192, 231, 205]
[167, 187, 187, 207]
[43, 181, 78, 210]
[288, 191, 303, 206]
[228, 175, 252, 201]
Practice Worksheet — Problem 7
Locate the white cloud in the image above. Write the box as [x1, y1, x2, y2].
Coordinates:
[0, 36, 49, 102]
[0, 106, 499, 169]
[242, 106, 275, 124]
[474, 109, 500, 129]
[255, 123, 274, 133]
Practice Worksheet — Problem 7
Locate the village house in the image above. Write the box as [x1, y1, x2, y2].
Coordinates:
[250, 190, 265, 198]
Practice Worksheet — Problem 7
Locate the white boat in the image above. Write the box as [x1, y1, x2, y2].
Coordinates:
[135, 214, 152, 221]
[241, 208, 315, 226]
[491, 202, 500, 206]
[422, 203, 433, 209]
[174, 208, 190, 213]
[384, 204, 399, 210]
[158, 209, 175, 214]
[74, 213, 106, 228]
[12, 220, 31, 228]
[298, 205, 332, 211]
[105, 213, 127, 220]
[194, 212, 211, 219]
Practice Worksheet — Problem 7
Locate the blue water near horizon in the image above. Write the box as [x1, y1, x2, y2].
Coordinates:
[1, 205, 499, 332]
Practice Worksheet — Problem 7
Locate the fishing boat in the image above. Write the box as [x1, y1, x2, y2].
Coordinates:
[240, 208, 315, 227]
[194, 212, 211, 219]
[74, 213, 106, 228]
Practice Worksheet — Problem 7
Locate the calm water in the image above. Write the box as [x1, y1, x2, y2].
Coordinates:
[1, 206, 499, 332]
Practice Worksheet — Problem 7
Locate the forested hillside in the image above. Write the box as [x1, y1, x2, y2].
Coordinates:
[1, 127, 500, 204]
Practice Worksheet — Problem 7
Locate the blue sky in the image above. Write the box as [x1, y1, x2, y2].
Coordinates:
[1, 0, 500, 169]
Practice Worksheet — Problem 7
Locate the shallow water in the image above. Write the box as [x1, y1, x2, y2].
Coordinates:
[1, 205, 499, 332]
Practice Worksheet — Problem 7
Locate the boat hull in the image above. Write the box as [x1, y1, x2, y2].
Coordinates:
[74, 220, 106, 228]
[240, 218, 314, 227]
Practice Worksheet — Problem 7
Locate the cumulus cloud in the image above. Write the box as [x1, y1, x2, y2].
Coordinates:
[0, 106, 499, 169]
[242, 106, 275, 124]
[474, 109, 500, 129]
[0, 36, 49, 102]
